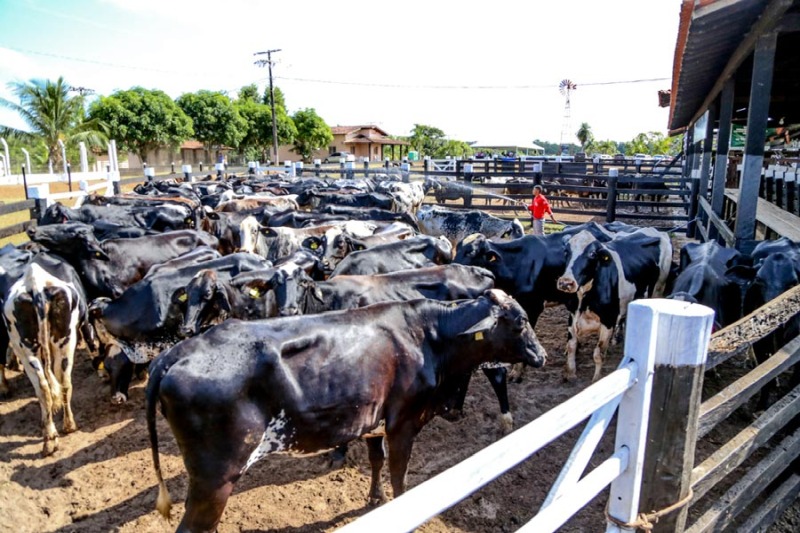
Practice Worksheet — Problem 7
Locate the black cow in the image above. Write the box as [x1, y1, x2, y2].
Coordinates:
[668, 241, 747, 330]
[146, 289, 546, 532]
[40, 202, 198, 232]
[89, 253, 271, 403]
[729, 238, 800, 409]
[556, 228, 672, 381]
[297, 189, 396, 211]
[28, 224, 220, 298]
[330, 235, 452, 277]
[0, 245, 36, 396]
[453, 222, 616, 325]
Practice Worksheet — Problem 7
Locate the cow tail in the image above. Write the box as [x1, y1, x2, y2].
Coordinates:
[33, 291, 62, 411]
[146, 351, 178, 518]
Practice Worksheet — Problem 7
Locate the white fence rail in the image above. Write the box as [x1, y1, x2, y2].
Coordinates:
[339, 300, 714, 533]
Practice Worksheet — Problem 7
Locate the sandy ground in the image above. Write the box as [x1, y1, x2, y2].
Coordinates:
[1, 303, 798, 533]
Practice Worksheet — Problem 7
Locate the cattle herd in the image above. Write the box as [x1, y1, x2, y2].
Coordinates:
[0, 171, 798, 532]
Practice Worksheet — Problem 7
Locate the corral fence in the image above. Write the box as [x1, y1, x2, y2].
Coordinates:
[341, 286, 800, 532]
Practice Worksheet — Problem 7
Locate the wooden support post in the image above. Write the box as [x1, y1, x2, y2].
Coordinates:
[607, 300, 712, 533]
[734, 31, 777, 248]
[698, 105, 717, 231]
[423, 157, 430, 179]
[775, 174, 785, 209]
[687, 176, 701, 239]
[710, 80, 734, 242]
[634, 300, 714, 533]
[606, 169, 619, 223]
[788, 178, 798, 216]
[363, 159, 369, 177]
[765, 174, 775, 203]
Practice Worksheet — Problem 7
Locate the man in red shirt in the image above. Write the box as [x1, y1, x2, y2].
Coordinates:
[526, 185, 558, 235]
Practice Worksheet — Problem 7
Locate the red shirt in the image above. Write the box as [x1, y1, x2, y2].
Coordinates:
[528, 195, 552, 219]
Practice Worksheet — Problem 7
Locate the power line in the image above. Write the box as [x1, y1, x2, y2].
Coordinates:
[2, 44, 670, 91]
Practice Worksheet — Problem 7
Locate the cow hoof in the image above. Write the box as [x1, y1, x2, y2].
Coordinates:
[508, 363, 525, 383]
[368, 493, 388, 507]
[63, 421, 78, 434]
[562, 372, 578, 384]
[110, 392, 128, 405]
[43, 438, 59, 457]
[136, 369, 149, 382]
[499, 412, 514, 435]
[97, 368, 110, 382]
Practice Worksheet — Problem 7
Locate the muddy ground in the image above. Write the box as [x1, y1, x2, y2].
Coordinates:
[1, 303, 797, 533]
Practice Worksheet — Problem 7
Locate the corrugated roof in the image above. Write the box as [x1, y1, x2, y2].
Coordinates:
[668, 0, 770, 132]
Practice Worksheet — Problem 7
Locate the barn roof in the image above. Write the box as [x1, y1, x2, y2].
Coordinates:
[668, 0, 774, 133]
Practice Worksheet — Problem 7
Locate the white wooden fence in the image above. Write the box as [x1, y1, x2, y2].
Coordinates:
[339, 300, 715, 533]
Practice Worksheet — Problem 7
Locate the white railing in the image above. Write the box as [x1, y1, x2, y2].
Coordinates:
[340, 300, 714, 533]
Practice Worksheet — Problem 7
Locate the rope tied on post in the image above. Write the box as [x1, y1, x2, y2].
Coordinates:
[604, 488, 694, 531]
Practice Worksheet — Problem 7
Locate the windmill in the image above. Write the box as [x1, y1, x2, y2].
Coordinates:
[559, 79, 577, 155]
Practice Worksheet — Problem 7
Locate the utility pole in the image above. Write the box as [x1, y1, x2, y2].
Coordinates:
[254, 49, 282, 164]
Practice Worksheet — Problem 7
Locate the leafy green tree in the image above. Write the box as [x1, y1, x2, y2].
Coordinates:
[235, 98, 297, 163]
[409, 124, 445, 157]
[237, 84, 260, 103]
[89, 87, 193, 164]
[433, 139, 473, 159]
[0, 76, 106, 168]
[291, 108, 332, 162]
[590, 140, 618, 155]
[263, 86, 287, 110]
[533, 138, 580, 155]
[623, 131, 674, 155]
[576, 123, 594, 152]
[176, 90, 246, 154]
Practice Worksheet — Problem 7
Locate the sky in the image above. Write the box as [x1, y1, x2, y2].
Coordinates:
[0, 0, 683, 147]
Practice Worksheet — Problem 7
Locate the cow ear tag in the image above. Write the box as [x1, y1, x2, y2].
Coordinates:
[249, 287, 261, 298]
[178, 293, 188, 302]
[474, 331, 484, 341]
[95, 252, 103, 258]
[309, 242, 318, 250]
[98, 361, 105, 371]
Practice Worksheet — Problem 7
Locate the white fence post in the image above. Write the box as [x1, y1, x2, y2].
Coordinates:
[606, 299, 713, 532]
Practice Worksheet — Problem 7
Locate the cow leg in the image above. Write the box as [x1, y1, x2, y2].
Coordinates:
[365, 436, 387, 505]
[328, 443, 349, 469]
[0, 341, 8, 397]
[105, 347, 134, 404]
[592, 325, 615, 383]
[482, 366, 512, 434]
[53, 340, 78, 434]
[438, 372, 472, 422]
[18, 355, 59, 456]
[0, 364, 7, 398]
[564, 315, 579, 382]
[179, 479, 235, 533]
[386, 425, 417, 498]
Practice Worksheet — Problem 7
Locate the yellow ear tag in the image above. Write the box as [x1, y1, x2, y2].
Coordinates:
[98, 361, 105, 371]
[310, 242, 318, 250]
[249, 287, 261, 298]
[95, 252, 103, 258]
[474, 331, 484, 341]
[178, 293, 188, 302]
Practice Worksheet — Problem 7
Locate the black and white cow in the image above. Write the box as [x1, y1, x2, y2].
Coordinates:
[417, 205, 524, 248]
[146, 289, 546, 532]
[556, 227, 672, 381]
[2, 255, 91, 456]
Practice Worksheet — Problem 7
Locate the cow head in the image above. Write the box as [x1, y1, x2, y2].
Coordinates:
[557, 231, 607, 294]
[457, 289, 546, 368]
[454, 234, 508, 278]
[265, 269, 322, 317]
[740, 252, 800, 314]
[500, 218, 525, 240]
[179, 270, 232, 338]
[27, 222, 110, 261]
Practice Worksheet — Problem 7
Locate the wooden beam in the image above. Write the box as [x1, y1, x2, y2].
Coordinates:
[736, 473, 800, 532]
[706, 283, 800, 370]
[687, 0, 793, 129]
[691, 383, 800, 501]
[686, 427, 800, 533]
[0, 199, 36, 217]
[725, 188, 800, 241]
[0, 219, 36, 240]
[735, 30, 778, 246]
[698, 196, 735, 247]
[699, 104, 717, 207]
[709, 79, 735, 242]
[698, 334, 800, 438]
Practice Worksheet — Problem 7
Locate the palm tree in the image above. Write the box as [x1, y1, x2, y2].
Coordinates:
[576, 122, 594, 152]
[0, 77, 106, 168]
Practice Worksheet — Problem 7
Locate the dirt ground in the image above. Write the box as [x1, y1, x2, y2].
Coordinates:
[2, 303, 798, 533]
